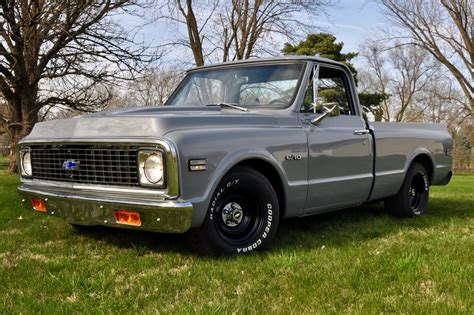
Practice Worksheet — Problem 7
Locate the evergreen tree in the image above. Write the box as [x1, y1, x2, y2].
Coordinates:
[282, 33, 389, 119]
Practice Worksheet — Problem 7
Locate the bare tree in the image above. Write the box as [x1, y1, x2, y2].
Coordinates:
[358, 41, 467, 124]
[379, 0, 473, 114]
[157, 0, 332, 66]
[0, 96, 7, 134]
[358, 42, 392, 121]
[0, 1, 156, 172]
[127, 67, 184, 106]
[388, 44, 440, 122]
[405, 73, 470, 132]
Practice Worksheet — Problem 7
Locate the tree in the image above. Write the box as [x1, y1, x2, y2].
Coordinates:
[0, 1, 154, 172]
[126, 67, 183, 107]
[157, 0, 332, 66]
[379, 0, 473, 115]
[358, 92, 390, 121]
[357, 42, 393, 121]
[358, 38, 470, 130]
[282, 33, 358, 77]
[388, 44, 441, 122]
[282, 32, 390, 118]
[453, 126, 472, 171]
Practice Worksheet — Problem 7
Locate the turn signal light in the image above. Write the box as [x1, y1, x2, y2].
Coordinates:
[114, 210, 142, 226]
[32, 199, 47, 212]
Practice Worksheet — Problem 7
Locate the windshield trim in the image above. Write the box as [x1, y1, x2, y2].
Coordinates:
[165, 61, 307, 110]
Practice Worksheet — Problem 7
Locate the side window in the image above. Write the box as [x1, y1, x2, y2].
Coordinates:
[301, 65, 353, 115]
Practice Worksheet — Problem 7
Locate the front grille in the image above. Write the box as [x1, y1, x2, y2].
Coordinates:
[29, 144, 139, 186]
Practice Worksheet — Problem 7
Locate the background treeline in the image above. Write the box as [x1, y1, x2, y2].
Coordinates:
[0, 0, 471, 171]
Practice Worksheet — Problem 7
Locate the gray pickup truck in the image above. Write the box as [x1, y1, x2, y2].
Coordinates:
[18, 57, 453, 254]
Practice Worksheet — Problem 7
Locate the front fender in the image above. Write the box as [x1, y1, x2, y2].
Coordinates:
[194, 147, 289, 226]
[166, 127, 308, 227]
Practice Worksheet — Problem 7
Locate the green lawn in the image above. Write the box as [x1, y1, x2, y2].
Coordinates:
[0, 159, 473, 313]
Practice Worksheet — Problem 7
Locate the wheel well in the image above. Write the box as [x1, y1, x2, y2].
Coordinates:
[412, 154, 434, 184]
[230, 159, 286, 219]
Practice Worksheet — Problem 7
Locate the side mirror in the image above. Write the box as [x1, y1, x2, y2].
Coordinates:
[311, 103, 340, 125]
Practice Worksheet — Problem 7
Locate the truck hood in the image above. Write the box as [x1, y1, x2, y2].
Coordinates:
[24, 106, 283, 141]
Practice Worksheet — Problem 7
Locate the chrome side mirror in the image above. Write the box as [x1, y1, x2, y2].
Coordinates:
[311, 103, 340, 125]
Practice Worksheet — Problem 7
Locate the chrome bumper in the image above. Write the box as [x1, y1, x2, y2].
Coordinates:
[18, 184, 193, 233]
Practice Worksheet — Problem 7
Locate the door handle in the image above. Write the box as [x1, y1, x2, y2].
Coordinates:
[354, 129, 370, 135]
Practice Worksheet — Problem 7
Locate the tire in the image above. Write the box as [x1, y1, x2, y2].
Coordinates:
[196, 166, 280, 255]
[385, 162, 430, 217]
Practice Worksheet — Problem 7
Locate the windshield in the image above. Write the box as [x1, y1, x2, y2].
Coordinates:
[166, 63, 305, 108]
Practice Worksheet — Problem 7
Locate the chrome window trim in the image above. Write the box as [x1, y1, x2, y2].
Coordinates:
[18, 138, 180, 200]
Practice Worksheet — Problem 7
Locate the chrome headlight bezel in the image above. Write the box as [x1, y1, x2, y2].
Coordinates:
[137, 150, 166, 188]
[20, 148, 33, 177]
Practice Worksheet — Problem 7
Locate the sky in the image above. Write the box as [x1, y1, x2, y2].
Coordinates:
[321, 0, 383, 53]
[119, 0, 385, 66]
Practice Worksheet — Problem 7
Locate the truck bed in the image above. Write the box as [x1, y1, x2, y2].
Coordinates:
[369, 122, 453, 201]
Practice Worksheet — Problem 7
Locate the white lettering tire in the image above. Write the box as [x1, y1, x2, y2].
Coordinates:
[196, 166, 280, 255]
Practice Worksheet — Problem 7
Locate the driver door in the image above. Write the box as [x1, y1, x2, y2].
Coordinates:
[300, 64, 373, 213]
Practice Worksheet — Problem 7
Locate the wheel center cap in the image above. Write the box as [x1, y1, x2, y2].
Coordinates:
[222, 202, 244, 227]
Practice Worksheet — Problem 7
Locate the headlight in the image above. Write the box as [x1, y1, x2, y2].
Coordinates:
[138, 150, 165, 187]
[21, 150, 32, 177]
[144, 154, 163, 183]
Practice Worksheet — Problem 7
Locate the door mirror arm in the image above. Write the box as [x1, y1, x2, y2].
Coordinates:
[310, 104, 340, 125]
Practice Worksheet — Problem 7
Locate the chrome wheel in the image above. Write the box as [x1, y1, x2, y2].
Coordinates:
[221, 202, 244, 227]
[214, 194, 264, 245]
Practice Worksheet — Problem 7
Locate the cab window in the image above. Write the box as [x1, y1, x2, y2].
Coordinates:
[301, 66, 353, 115]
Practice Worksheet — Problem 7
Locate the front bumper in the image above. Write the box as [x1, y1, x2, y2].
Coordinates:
[18, 184, 193, 233]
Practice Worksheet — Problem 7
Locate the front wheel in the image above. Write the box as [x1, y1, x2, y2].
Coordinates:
[196, 166, 280, 255]
[385, 162, 430, 217]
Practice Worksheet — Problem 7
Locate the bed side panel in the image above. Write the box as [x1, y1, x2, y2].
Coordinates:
[369, 122, 452, 201]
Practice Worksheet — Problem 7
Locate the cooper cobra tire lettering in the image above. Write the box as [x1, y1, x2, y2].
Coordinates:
[236, 203, 273, 253]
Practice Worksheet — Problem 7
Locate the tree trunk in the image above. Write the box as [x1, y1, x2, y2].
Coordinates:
[374, 110, 384, 122]
[7, 94, 39, 173]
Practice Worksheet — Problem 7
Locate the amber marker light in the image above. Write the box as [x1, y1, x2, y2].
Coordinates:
[114, 210, 142, 226]
[31, 198, 47, 212]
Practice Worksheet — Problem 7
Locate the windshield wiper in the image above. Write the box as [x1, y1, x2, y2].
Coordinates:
[206, 102, 249, 112]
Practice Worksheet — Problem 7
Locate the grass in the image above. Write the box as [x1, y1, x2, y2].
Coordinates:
[0, 155, 473, 313]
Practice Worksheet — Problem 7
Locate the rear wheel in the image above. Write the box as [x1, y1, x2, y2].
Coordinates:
[196, 166, 279, 255]
[385, 162, 429, 217]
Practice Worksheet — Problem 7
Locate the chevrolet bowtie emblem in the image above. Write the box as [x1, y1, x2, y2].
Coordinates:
[63, 160, 80, 170]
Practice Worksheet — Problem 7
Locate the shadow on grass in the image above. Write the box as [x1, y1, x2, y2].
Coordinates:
[73, 196, 471, 256]
[71, 225, 201, 256]
[275, 198, 471, 251]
